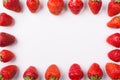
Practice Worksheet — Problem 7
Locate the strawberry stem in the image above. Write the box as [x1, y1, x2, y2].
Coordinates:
[0, 74, 4, 80]
[115, 0, 120, 2]
[24, 76, 34, 80]
[49, 77, 58, 80]
[90, 76, 100, 80]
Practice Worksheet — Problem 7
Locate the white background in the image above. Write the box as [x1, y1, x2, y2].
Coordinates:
[0, 0, 119, 80]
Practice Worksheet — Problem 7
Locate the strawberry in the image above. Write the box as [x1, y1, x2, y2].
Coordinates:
[87, 63, 103, 80]
[0, 32, 16, 47]
[0, 65, 18, 80]
[88, 0, 102, 15]
[0, 49, 14, 63]
[107, 16, 120, 28]
[45, 64, 60, 80]
[106, 33, 120, 48]
[47, 0, 64, 15]
[0, 13, 14, 26]
[108, 0, 120, 17]
[106, 63, 120, 79]
[26, 0, 40, 13]
[68, 63, 84, 80]
[3, 0, 22, 12]
[108, 49, 120, 62]
[23, 66, 38, 80]
[68, 0, 84, 15]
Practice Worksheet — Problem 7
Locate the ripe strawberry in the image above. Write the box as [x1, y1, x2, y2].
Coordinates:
[45, 64, 60, 80]
[88, 0, 102, 15]
[0, 13, 13, 26]
[87, 63, 103, 80]
[3, 0, 22, 12]
[0, 49, 14, 63]
[23, 66, 38, 80]
[0, 65, 18, 80]
[47, 0, 64, 15]
[68, 0, 84, 15]
[107, 16, 120, 28]
[108, 49, 120, 62]
[68, 63, 84, 80]
[0, 32, 16, 47]
[106, 33, 120, 48]
[26, 0, 40, 13]
[108, 0, 120, 17]
[106, 63, 120, 79]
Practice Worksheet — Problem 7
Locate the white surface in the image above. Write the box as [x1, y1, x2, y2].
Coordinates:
[0, 0, 119, 80]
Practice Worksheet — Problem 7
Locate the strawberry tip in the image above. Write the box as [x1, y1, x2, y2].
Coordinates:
[24, 76, 34, 80]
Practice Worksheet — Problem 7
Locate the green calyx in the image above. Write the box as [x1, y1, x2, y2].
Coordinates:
[3, 0, 8, 3]
[0, 74, 4, 80]
[36, 0, 39, 3]
[92, 0, 101, 2]
[49, 77, 58, 80]
[24, 76, 34, 80]
[90, 76, 100, 80]
[0, 54, 2, 61]
[115, 0, 120, 2]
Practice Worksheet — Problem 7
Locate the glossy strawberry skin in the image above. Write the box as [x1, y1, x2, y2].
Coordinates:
[68, 0, 84, 15]
[0, 49, 14, 63]
[26, 0, 40, 13]
[108, 49, 120, 62]
[107, 16, 120, 28]
[0, 32, 16, 47]
[106, 63, 120, 79]
[106, 33, 120, 48]
[88, 0, 102, 15]
[87, 63, 103, 80]
[23, 66, 38, 80]
[45, 64, 60, 80]
[47, 0, 64, 15]
[0, 65, 18, 79]
[108, 0, 120, 17]
[0, 13, 13, 26]
[3, 0, 22, 12]
[69, 63, 84, 80]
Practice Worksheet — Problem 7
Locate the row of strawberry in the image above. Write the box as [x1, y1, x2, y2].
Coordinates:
[105, 0, 120, 79]
[2, 0, 120, 16]
[0, 63, 119, 80]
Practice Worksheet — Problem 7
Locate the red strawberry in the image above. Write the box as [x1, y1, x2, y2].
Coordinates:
[108, 0, 120, 17]
[68, 0, 84, 15]
[0, 49, 14, 63]
[108, 49, 120, 62]
[107, 16, 120, 28]
[68, 63, 84, 80]
[106, 33, 120, 48]
[88, 0, 102, 15]
[87, 63, 103, 80]
[0, 32, 16, 47]
[26, 0, 40, 13]
[45, 64, 60, 80]
[106, 63, 120, 79]
[23, 66, 38, 80]
[47, 0, 64, 15]
[3, 0, 22, 12]
[0, 13, 14, 26]
[0, 65, 18, 80]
